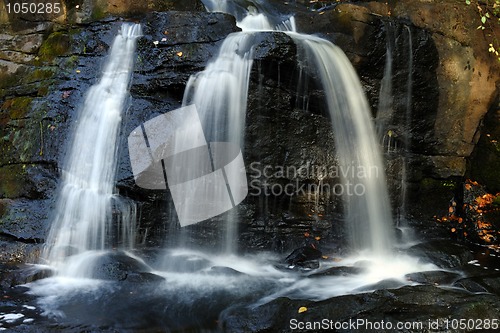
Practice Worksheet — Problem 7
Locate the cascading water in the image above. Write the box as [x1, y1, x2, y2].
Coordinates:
[375, 23, 414, 224]
[25, 4, 445, 330]
[400, 25, 414, 221]
[200, 0, 394, 256]
[288, 33, 395, 255]
[178, 1, 289, 254]
[377, 21, 395, 147]
[43, 23, 142, 277]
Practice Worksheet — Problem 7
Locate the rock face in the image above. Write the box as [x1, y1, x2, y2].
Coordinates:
[0, 8, 240, 259]
[220, 285, 500, 333]
[1, 1, 500, 332]
[293, 0, 499, 217]
[0, 0, 499, 258]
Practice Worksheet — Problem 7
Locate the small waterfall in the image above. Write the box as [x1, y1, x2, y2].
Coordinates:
[377, 21, 395, 146]
[178, 1, 292, 254]
[43, 23, 142, 277]
[400, 25, 414, 221]
[180, 33, 255, 254]
[288, 33, 394, 255]
[375, 23, 415, 224]
[197, 0, 394, 255]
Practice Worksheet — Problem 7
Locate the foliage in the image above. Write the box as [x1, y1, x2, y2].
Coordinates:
[437, 179, 500, 246]
[466, 0, 500, 61]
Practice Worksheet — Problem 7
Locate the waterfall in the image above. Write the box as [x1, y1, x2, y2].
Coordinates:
[288, 33, 394, 255]
[179, 1, 287, 253]
[375, 23, 414, 224]
[197, 0, 395, 255]
[377, 21, 395, 150]
[43, 23, 142, 277]
[400, 25, 414, 221]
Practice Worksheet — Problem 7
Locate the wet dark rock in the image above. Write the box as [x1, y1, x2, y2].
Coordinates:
[405, 270, 462, 286]
[130, 11, 239, 99]
[285, 246, 322, 267]
[454, 271, 500, 295]
[0, 263, 53, 289]
[220, 285, 500, 333]
[90, 251, 151, 281]
[453, 278, 490, 294]
[0, 199, 52, 242]
[0, 239, 42, 265]
[210, 266, 245, 276]
[308, 265, 364, 278]
[354, 278, 407, 292]
[123, 271, 165, 283]
[406, 240, 474, 269]
[470, 101, 500, 193]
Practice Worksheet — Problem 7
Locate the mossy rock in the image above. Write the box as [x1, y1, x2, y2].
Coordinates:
[470, 104, 500, 192]
[38, 32, 71, 63]
[1, 97, 33, 120]
[0, 164, 29, 199]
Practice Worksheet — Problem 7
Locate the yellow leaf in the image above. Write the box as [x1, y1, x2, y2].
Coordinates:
[298, 306, 308, 313]
[176, 51, 183, 57]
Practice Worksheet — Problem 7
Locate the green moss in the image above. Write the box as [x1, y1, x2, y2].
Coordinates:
[65, 55, 80, 69]
[1, 97, 33, 119]
[38, 32, 70, 62]
[420, 178, 459, 191]
[0, 199, 8, 218]
[0, 164, 28, 199]
[91, 4, 106, 21]
[0, 70, 25, 95]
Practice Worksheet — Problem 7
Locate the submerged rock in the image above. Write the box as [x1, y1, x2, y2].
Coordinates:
[90, 251, 151, 281]
[220, 285, 500, 333]
[405, 270, 462, 286]
[406, 240, 474, 269]
[285, 246, 322, 267]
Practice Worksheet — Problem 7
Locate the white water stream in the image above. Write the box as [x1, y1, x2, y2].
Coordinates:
[42, 23, 142, 277]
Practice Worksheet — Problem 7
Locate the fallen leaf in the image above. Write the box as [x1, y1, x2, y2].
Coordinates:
[176, 51, 183, 57]
[298, 306, 308, 313]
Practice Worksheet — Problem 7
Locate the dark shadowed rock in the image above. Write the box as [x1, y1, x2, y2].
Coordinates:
[220, 285, 500, 333]
[407, 240, 474, 269]
[405, 270, 462, 286]
[90, 251, 151, 281]
[285, 246, 322, 267]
